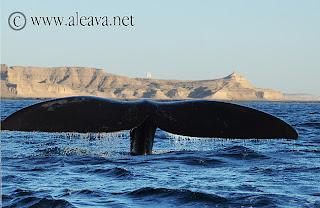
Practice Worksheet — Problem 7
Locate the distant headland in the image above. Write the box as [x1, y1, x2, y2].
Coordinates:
[1, 64, 319, 101]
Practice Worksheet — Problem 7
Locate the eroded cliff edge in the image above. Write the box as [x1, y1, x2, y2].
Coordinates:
[1, 64, 283, 100]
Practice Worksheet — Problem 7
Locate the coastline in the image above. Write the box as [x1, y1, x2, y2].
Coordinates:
[2, 65, 319, 102]
[1, 96, 319, 103]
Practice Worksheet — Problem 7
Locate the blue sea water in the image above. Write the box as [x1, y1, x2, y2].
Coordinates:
[1, 100, 320, 208]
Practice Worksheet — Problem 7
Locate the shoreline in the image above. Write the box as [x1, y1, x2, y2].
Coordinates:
[1, 97, 319, 103]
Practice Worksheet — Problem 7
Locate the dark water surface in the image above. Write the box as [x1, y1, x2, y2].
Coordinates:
[1, 100, 320, 207]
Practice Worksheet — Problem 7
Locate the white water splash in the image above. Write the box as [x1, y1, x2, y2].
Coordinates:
[61, 131, 131, 157]
[163, 132, 296, 153]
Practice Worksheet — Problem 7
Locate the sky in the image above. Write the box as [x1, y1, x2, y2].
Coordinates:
[1, 0, 320, 95]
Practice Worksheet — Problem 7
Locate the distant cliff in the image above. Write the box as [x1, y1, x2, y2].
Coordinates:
[283, 93, 320, 101]
[1, 64, 283, 100]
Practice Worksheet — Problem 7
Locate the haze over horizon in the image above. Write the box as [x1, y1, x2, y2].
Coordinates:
[1, 0, 319, 96]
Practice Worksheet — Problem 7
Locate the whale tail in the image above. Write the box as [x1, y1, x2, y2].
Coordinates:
[1, 96, 298, 155]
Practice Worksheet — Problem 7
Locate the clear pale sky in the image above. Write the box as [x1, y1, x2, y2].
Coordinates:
[1, 0, 319, 95]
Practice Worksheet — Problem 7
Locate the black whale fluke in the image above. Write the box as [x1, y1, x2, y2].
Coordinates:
[1, 96, 298, 155]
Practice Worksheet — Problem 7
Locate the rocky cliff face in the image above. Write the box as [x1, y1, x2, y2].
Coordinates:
[283, 93, 320, 101]
[1, 64, 283, 100]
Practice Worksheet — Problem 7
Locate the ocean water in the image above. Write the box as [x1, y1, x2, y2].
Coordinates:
[1, 100, 319, 208]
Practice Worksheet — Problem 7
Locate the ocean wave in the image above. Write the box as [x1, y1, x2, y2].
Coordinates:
[127, 187, 228, 205]
[124, 187, 313, 207]
[91, 167, 132, 177]
[63, 155, 112, 166]
[216, 146, 268, 160]
[248, 165, 320, 177]
[286, 149, 320, 153]
[232, 193, 296, 207]
[149, 151, 225, 167]
[36, 147, 93, 156]
[61, 188, 106, 198]
[248, 166, 278, 176]
[2, 175, 22, 183]
[2, 196, 75, 208]
[2, 189, 75, 208]
[34, 146, 126, 158]
[236, 184, 264, 193]
[298, 122, 320, 128]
